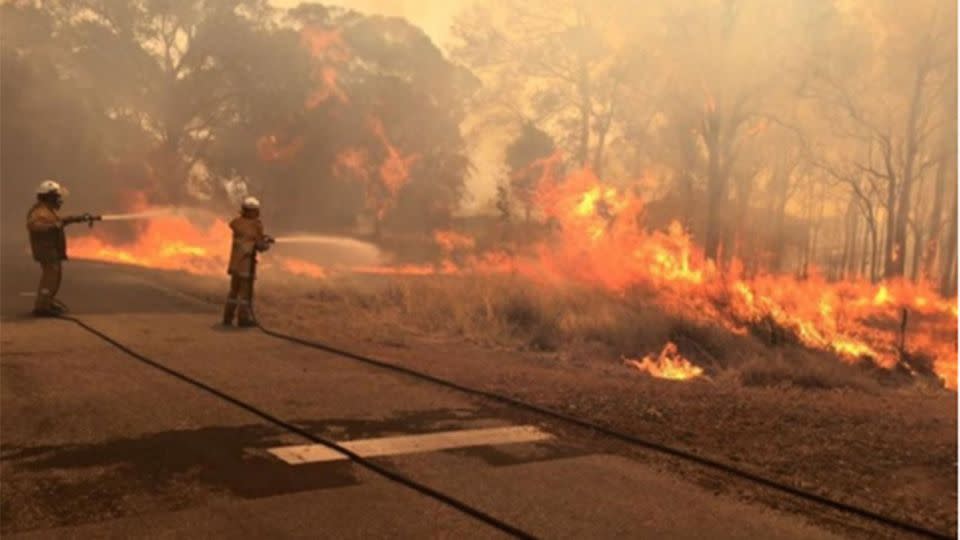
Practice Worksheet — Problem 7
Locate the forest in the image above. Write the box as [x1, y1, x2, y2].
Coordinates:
[2, 0, 956, 294]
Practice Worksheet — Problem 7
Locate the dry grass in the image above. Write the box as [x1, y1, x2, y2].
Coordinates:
[275, 273, 920, 391]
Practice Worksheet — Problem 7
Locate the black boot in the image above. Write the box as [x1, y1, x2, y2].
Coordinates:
[51, 298, 69, 313]
[222, 305, 236, 326]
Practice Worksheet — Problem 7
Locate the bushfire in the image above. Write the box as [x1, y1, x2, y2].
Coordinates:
[68, 159, 957, 390]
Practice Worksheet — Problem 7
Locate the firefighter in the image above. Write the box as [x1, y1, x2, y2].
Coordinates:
[26, 180, 99, 316]
[223, 196, 273, 327]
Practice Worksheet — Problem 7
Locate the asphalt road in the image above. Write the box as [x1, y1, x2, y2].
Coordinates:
[1, 252, 845, 539]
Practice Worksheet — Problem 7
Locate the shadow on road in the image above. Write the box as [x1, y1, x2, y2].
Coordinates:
[1, 251, 214, 320]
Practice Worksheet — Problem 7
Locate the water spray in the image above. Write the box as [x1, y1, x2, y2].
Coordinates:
[270, 235, 383, 267]
[100, 207, 177, 221]
[272, 235, 342, 244]
[271, 234, 380, 251]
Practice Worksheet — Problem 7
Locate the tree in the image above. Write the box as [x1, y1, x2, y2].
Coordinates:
[269, 5, 478, 235]
[452, 0, 639, 177]
[46, 0, 311, 205]
[504, 122, 556, 222]
[1, 2, 136, 226]
[631, 0, 842, 263]
[809, 0, 954, 279]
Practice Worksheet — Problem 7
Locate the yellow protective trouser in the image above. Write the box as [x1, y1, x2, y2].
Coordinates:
[35, 262, 62, 311]
[223, 276, 254, 324]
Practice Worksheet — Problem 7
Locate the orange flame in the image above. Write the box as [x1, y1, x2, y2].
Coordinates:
[369, 116, 420, 196]
[71, 216, 231, 276]
[68, 152, 957, 391]
[333, 117, 420, 220]
[300, 25, 350, 107]
[424, 161, 958, 389]
[280, 257, 328, 279]
[434, 230, 476, 252]
[626, 342, 704, 381]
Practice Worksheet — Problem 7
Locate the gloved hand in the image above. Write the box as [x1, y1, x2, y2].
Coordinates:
[85, 213, 103, 227]
[63, 213, 103, 227]
[255, 235, 275, 252]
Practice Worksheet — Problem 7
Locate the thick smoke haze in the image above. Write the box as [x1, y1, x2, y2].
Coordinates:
[2, 0, 957, 291]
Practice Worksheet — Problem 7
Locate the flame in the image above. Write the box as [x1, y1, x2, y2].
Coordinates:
[71, 216, 231, 276]
[68, 151, 957, 391]
[333, 117, 420, 220]
[335, 147, 370, 181]
[415, 161, 957, 389]
[873, 286, 890, 306]
[300, 25, 350, 107]
[434, 230, 475, 252]
[368, 116, 420, 196]
[280, 257, 328, 279]
[626, 342, 704, 381]
[532, 166, 708, 291]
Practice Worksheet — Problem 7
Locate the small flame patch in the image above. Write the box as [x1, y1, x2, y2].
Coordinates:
[625, 342, 704, 381]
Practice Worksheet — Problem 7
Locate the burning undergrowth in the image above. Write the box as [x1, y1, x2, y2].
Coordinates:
[66, 158, 957, 391]
[278, 274, 913, 391]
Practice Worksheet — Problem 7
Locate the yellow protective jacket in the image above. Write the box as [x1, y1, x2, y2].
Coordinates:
[227, 216, 266, 278]
[27, 202, 67, 263]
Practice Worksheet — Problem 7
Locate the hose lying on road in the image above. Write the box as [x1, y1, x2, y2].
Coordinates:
[57, 315, 536, 540]
[256, 321, 954, 540]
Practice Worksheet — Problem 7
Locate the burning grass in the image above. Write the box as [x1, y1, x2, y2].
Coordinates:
[280, 273, 939, 391]
[66, 160, 957, 391]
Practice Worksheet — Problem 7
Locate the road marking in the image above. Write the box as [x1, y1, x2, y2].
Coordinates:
[268, 425, 553, 464]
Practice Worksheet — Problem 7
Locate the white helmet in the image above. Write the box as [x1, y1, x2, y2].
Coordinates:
[241, 196, 261, 210]
[37, 180, 64, 196]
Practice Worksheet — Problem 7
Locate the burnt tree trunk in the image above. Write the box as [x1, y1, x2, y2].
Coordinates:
[923, 150, 948, 280]
[882, 176, 897, 277]
[729, 170, 756, 264]
[890, 59, 931, 278]
[768, 165, 791, 273]
[941, 190, 958, 296]
[591, 88, 617, 179]
[911, 226, 924, 282]
[576, 52, 591, 169]
[703, 108, 729, 263]
[840, 199, 858, 280]
[859, 219, 870, 279]
[847, 206, 861, 279]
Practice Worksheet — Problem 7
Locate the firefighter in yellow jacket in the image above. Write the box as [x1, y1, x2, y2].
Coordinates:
[27, 180, 100, 316]
[224, 196, 273, 327]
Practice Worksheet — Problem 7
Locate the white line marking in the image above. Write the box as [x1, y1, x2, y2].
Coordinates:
[268, 425, 553, 465]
